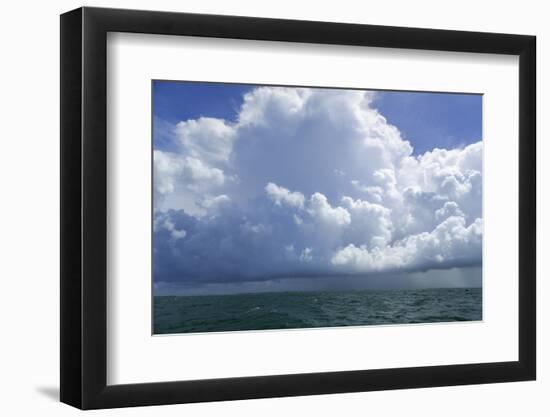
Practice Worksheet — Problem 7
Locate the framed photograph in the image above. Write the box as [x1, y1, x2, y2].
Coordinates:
[60, 6, 536, 409]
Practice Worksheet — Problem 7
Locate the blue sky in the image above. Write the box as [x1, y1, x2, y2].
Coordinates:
[153, 81, 249, 125]
[152, 81, 483, 295]
[374, 91, 482, 155]
[153, 80, 482, 155]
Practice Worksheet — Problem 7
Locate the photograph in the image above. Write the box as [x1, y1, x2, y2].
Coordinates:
[51, 3, 538, 412]
[152, 81, 483, 334]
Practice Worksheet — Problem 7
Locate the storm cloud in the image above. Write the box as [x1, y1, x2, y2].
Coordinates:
[153, 86, 482, 284]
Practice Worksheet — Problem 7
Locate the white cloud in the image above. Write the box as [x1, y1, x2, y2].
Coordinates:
[308, 192, 351, 227]
[199, 194, 231, 212]
[265, 182, 305, 208]
[331, 216, 482, 273]
[300, 247, 313, 263]
[435, 201, 465, 221]
[341, 196, 393, 249]
[154, 214, 187, 241]
[175, 117, 235, 163]
[153, 86, 482, 282]
[154, 151, 225, 194]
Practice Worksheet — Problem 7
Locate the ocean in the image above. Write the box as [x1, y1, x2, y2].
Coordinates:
[153, 287, 482, 335]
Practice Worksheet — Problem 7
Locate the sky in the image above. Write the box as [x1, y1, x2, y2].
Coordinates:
[152, 81, 483, 295]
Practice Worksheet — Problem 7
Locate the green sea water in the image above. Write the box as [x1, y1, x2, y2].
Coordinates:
[154, 287, 482, 334]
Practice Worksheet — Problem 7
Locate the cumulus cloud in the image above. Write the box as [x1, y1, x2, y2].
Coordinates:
[175, 117, 235, 163]
[153, 86, 482, 284]
[331, 216, 482, 272]
[308, 192, 351, 227]
[265, 182, 305, 208]
[155, 216, 187, 241]
[154, 151, 225, 195]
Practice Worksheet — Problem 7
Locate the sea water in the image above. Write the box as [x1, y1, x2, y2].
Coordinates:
[154, 287, 482, 334]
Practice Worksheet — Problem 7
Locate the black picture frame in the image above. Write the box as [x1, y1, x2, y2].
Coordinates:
[60, 6, 536, 410]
